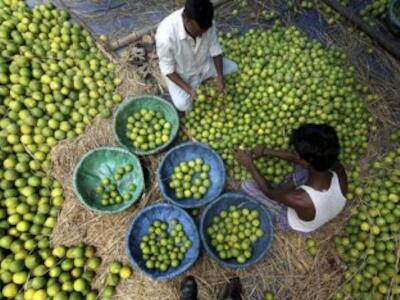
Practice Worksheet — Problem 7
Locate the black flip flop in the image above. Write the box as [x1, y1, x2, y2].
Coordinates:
[218, 277, 243, 300]
[180, 276, 198, 300]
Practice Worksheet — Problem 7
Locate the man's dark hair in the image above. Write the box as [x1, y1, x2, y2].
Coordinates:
[291, 124, 340, 171]
[184, 0, 214, 30]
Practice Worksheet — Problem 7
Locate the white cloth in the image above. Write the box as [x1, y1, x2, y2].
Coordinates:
[156, 8, 223, 78]
[165, 57, 237, 111]
[287, 171, 346, 233]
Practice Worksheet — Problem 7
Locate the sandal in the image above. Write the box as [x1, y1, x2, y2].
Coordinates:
[219, 277, 243, 300]
[180, 276, 198, 300]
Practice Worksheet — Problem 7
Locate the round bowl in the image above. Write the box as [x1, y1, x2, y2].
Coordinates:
[125, 203, 200, 281]
[113, 95, 179, 155]
[72, 146, 144, 214]
[200, 192, 274, 270]
[157, 142, 226, 209]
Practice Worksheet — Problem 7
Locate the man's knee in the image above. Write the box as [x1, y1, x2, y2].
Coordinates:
[172, 94, 192, 112]
[165, 79, 193, 112]
[223, 58, 238, 75]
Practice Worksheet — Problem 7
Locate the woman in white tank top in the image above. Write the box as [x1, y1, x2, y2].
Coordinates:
[234, 124, 348, 233]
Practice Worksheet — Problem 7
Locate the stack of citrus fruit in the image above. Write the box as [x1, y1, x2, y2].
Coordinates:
[126, 109, 172, 152]
[207, 205, 264, 264]
[183, 25, 373, 197]
[333, 146, 400, 299]
[95, 164, 137, 207]
[139, 219, 192, 271]
[0, 0, 125, 298]
[169, 158, 211, 200]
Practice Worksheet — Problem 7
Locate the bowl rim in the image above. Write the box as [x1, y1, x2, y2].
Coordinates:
[125, 202, 201, 281]
[72, 146, 145, 214]
[112, 95, 180, 156]
[200, 192, 274, 270]
[156, 141, 226, 208]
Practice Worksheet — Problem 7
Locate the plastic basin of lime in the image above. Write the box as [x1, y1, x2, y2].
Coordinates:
[73, 146, 144, 214]
[157, 142, 226, 209]
[113, 95, 179, 156]
[125, 203, 200, 281]
[200, 192, 274, 270]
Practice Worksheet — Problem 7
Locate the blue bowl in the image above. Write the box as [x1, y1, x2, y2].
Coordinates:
[157, 142, 226, 209]
[125, 203, 200, 281]
[200, 192, 274, 270]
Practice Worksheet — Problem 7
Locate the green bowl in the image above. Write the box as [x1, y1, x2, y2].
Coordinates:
[72, 146, 145, 214]
[113, 95, 180, 155]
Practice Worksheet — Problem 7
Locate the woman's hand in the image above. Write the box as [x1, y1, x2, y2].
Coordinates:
[215, 76, 226, 93]
[234, 149, 254, 169]
[252, 145, 266, 158]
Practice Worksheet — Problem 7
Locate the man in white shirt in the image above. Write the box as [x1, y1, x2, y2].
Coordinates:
[156, 0, 238, 112]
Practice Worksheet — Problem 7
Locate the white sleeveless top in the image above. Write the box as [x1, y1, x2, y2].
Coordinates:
[287, 171, 346, 233]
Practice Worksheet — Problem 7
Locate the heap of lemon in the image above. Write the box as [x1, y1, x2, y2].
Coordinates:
[333, 145, 400, 299]
[95, 164, 136, 207]
[183, 25, 372, 195]
[140, 219, 191, 272]
[126, 109, 172, 152]
[207, 205, 264, 264]
[169, 158, 211, 200]
[0, 0, 126, 298]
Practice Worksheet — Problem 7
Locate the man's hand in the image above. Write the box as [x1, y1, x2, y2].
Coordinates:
[167, 73, 196, 100]
[185, 88, 196, 99]
[215, 76, 226, 93]
[234, 149, 254, 169]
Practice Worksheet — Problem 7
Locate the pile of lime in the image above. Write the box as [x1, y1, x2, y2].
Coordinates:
[169, 158, 211, 200]
[207, 205, 264, 264]
[95, 164, 136, 206]
[102, 261, 132, 299]
[332, 146, 400, 299]
[0, 0, 123, 298]
[126, 109, 172, 152]
[360, 0, 390, 20]
[0, 244, 102, 300]
[140, 219, 191, 272]
[282, 0, 349, 26]
[183, 25, 373, 196]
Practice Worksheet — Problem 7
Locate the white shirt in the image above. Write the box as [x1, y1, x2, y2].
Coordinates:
[155, 8, 223, 80]
[287, 171, 346, 233]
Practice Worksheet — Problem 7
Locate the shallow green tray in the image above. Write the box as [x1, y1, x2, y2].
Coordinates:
[113, 95, 180, 156]
[72, 146, 144, 214]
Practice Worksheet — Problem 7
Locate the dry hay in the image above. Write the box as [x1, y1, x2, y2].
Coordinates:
[116, 60, 160, 98]
[115, 33, 166, 99]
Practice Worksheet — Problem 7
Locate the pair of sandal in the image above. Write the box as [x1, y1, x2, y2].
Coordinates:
[180, 276, 242, 300]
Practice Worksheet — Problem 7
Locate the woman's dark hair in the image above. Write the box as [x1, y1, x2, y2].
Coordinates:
[184, 0, 214, 30]
[291, 124, 340, 171]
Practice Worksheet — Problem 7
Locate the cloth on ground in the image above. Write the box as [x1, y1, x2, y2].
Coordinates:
[241, 164, 309, 233]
